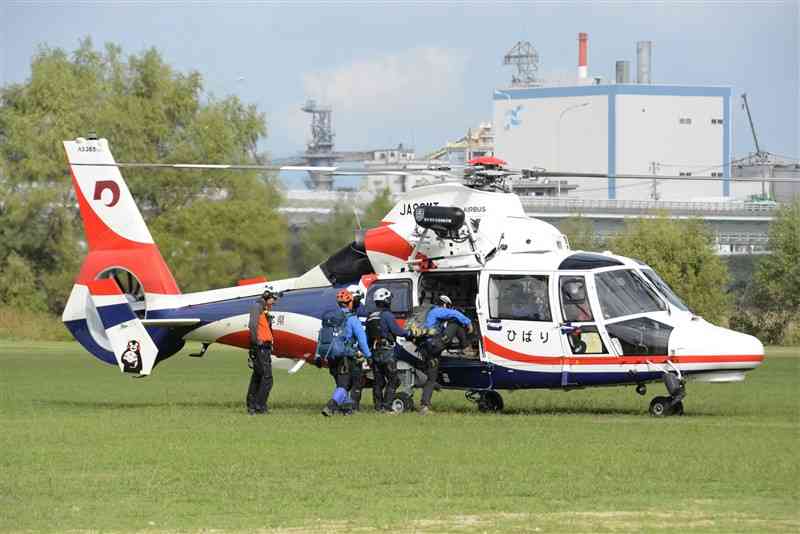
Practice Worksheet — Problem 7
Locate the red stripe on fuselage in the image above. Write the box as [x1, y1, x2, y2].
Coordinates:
[218, 329, 318, 361]
[482, 337, 764, 366]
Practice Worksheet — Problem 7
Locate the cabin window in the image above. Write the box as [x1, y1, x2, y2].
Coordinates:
[489, 275, 551, 322]
[595, 269, 666, 320]
[566, 325, 607, 355]
[560, 276, 593, 322]
[365, 280, 412, 316]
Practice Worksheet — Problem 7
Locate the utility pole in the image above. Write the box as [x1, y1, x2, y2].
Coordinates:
[649, 161, 661, 201]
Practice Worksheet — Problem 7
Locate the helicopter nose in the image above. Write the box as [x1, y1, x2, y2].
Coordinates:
[670, 319, 764, 368]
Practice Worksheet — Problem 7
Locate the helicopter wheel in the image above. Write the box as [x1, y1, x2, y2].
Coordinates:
[391, 393, 414, 414]
[478, 391, 504, 413]
[635, 383, 647, 396]
[648, 396, 672, 417]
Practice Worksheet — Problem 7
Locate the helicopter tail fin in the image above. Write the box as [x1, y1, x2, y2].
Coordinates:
[62, 137, 181, 367]
[86, 278, 159, 375]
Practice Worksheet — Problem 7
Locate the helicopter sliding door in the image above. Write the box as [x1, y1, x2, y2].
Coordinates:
[478, 271, 564, 388]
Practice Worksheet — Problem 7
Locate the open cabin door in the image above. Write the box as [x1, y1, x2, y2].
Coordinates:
[478, 271, 563, 387]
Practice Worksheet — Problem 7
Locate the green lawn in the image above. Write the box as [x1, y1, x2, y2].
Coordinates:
[1, 341, 798, 532]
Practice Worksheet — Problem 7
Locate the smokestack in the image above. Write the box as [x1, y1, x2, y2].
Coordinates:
[578, 32, 588, 80]
[637, 41, 652, 84]
[615, 60, 631, 83]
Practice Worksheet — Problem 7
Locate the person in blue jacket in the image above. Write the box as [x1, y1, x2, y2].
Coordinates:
[346, 284, 369, 410]
[365, 287, 410, 411]
[418, 294, 473, 414]
[424, 295, 473, 351]
[322, 289, 372, 416]
[419, 295, 472, 415]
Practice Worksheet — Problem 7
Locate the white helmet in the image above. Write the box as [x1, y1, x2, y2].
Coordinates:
[439, 294, 453, 306]
[374, 287, 392, 304]
[347, 284, 364, 299]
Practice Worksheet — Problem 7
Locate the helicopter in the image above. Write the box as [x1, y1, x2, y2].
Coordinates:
[62, 137, 764, 416]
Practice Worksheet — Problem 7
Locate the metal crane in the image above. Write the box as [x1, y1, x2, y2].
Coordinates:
[741, 93, 769, 164]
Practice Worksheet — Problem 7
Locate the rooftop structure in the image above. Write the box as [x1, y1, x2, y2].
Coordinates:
[494, 33, 764, 201]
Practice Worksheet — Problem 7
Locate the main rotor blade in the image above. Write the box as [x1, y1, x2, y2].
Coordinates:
[528, 171, 798, 183]
[70, 162, 337, 172]
[69, 162, 797, 183]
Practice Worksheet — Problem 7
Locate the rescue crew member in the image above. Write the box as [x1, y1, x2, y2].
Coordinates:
[366, 288, 410, 412]
[348, 284, 368, 318]
[418, 294, 473, 415]
[346, 285, 368, 409]
[247, 288, 279, 415]
[322, 289, 372, 416]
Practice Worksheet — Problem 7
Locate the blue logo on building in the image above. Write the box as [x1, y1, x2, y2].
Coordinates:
[504, 105, 523, 130]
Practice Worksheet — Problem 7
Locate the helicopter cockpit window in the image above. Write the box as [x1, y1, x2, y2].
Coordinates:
[489, 275, 552, 322]
[560, 276, 593, 322]
[365, 280, 412, 317]
[595, 269, 666, 320]
[641, 268, 690, 312]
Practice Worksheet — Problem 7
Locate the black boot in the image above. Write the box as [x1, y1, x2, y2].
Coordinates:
[321, 399, 337, 417]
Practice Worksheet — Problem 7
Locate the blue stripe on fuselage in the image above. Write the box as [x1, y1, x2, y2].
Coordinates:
[145, 286, 342, 326]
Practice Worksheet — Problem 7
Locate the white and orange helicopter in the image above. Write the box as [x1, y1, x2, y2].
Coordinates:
[62, 136, 764, 416]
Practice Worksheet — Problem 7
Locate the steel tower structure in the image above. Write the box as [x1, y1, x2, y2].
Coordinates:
[301, 99, 336, 190]
[503, 41, 540, 87]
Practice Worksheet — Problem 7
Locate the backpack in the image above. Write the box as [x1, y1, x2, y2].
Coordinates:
[366, 310, 398, 350]
[405, 303, 433, 336]
[316, 309, 356, 361]
[365, 311, 384, 350]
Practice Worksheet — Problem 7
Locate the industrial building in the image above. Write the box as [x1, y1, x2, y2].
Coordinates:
[493, 34, 763, 201]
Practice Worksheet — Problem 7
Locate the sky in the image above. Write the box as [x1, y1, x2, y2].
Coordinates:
[1, 1, 798, 176]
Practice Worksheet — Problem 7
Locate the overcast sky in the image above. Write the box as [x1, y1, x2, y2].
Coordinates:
[2, 1, 798, 167]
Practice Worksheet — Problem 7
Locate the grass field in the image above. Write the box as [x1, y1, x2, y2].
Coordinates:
[1, 341, 798, 532]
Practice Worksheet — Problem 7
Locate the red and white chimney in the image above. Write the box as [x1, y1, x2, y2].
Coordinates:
[578, 32, 588, 80]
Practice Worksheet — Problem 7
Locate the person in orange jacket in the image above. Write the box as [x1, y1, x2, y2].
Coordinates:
[246, 287, 279, 415]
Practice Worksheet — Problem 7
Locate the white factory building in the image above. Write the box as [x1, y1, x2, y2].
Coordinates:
[493, 36, 761, 201]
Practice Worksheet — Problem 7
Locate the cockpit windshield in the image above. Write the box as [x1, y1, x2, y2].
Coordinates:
[641, 268, 690, 312]
[595, 269, 666, 320]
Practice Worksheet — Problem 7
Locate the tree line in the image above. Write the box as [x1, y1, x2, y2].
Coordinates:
[1, 40, 797, 344]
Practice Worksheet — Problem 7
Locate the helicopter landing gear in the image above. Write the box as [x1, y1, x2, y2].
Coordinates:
[467, 390, 504, 413]
[390, 392, 414, 414]
[635, 383, 647, 396]
[648, 369, 686, 417]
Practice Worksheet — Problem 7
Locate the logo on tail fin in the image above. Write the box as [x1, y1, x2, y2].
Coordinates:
[121, 340, 142, 373]
[93, 181, 121, 207]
